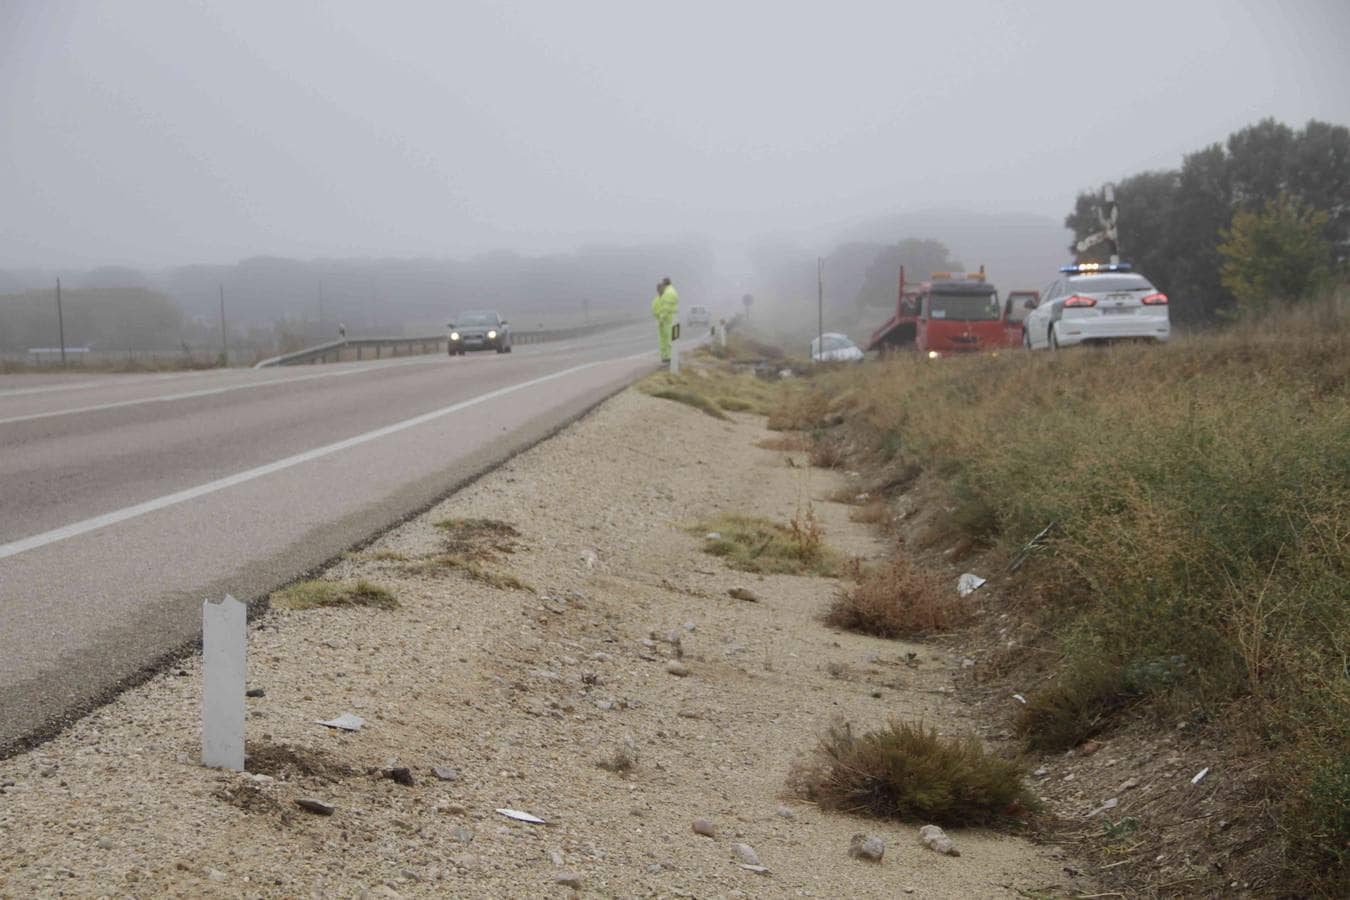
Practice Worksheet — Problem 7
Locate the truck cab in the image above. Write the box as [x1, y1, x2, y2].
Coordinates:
[866, 266, 1020, 357]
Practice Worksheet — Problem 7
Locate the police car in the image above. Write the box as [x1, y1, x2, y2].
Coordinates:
[1023, 263, 1170, 350]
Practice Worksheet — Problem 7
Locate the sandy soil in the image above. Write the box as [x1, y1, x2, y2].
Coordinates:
[0, 383, 1090, 899]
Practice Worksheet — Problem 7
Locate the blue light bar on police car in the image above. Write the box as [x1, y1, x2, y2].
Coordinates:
[1061, 262, 1133, 273]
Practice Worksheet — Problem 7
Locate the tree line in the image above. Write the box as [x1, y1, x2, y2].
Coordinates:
[1066, 118, 1349, 324]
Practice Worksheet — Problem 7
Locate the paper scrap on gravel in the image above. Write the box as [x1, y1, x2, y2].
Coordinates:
[315, 713, 365, 731]
[958, 573, 987, 597]
[496, 808, 545, 824]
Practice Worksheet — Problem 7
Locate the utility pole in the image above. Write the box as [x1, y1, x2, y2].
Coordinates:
[218, 283, 228, 366]
[817, 258, 824, 362]
[317, 279, 325, 341]
[56, 277, 67, 368]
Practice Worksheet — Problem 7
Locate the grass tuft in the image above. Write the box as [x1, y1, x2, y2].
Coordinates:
[647, 387, 730, 420]
[695, 509, 843, 577]
[272, 579, 399, 611]
[824, 558, 965, 638]
[792, 720, 1037, 826]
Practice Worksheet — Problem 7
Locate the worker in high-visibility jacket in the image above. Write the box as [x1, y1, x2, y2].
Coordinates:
[651, 277, 679, 362]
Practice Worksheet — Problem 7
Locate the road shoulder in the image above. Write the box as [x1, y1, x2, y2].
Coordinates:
[0, 386, 1088, 898]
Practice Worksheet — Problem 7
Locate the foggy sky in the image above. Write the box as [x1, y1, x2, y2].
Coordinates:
[3, 0, 1349, 269]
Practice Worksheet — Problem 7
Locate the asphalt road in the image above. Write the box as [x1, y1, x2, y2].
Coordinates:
[0, 323, 665, 754]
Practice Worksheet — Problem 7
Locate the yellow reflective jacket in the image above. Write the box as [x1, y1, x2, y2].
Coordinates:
[651, 285, 679, 320]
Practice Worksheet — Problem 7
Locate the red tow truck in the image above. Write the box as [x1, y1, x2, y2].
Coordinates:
[865, 266, 1025, 357]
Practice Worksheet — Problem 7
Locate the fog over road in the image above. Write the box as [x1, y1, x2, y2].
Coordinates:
[0, 323, 660, 754]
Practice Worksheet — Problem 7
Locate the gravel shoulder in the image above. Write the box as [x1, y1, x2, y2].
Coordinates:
[0, 385, 1088, 898]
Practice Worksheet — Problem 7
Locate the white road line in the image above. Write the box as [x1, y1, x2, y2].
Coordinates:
[0, 355, 445, 425]
[0, 369, 222, 398]
[0, 351, 651, 561]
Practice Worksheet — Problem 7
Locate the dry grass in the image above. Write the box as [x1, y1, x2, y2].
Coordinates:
[415, 554, 534, 592]
[695, 508, 844, 577]
[792, 720, 1037, 826]
[809, 436, 847, 469]
[434, 518, 522, 559]
[645, 387, 730, 420]
[773, 290, 1350, 894]
[823, 558, 966, 638]
[271, 579, 399, 611]
[848, 496, 890, 525]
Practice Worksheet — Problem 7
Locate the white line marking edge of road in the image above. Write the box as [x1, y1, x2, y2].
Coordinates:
[0, 354, 446, 426]
[0, 351, 653, 561]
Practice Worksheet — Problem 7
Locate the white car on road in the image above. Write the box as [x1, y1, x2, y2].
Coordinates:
[810, 332, 865, 363]
[1023, 264, 1170, 350]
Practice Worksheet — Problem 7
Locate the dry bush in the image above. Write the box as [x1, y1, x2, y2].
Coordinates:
[767, 388, 831, 431]
[809, 436, 847, 469]
[792, 720, 1037, 826]
[824, 558, 965, 638]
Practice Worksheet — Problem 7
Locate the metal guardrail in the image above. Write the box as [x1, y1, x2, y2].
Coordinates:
[253, 319, 636, 368]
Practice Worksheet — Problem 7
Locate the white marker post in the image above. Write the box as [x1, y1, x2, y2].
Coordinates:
[202, 594, 246, 771]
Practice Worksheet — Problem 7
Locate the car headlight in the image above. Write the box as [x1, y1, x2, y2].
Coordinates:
[927, 350, 940, 359]
[450, 332, 460, 341]
[487, 330, 497, 339]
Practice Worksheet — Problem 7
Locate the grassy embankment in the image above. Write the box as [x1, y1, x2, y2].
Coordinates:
[771, 294, 1349, 894]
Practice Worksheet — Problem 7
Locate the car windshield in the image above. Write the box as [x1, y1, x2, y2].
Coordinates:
[928, 290, 1000, 321]
[1069, 275, 1155, 292]
[457, 313, 497, 326]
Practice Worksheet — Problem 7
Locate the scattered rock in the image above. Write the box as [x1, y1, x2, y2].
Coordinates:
[918, 824, 959, 856]
[245, 687, 266, 698]
[384, 766, 415, 786]
[1087, 798, 1119, 818]
[207, 868, 227, 883]
[295, 798, 335, 816]
[548, 849, 565, 867]
[1081, 740, 1103, 756]
[554, 871, 583, 889]
[1033, 767, 1051, 778]
[692, 818, 717, 838]
[431, 767, 460, 782]
[704, 532, 723, 542]
[738, 864, 771, 875]
[1119, 777, 1141, 792]
[848, 834, 885, 862]
[666, 660, 690, 677]
[730, 843, 760, 866]
[96, 837, 114, 850]
[449, 826, 474, 844]
[775, 806, 795, 820]
[727, 588, 760, 602]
